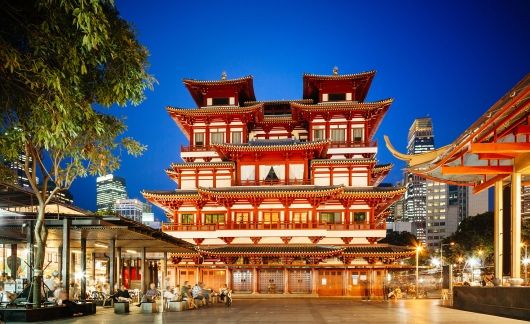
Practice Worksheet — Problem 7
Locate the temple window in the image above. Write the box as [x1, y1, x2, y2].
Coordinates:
[211, 131, 225, 144]
[313, 129, 324, 141]
[205, 213, 225, 224]
[319, 211, 341, 224]
[194, 132, 205, 146]
[352, 128, 364, 143]
[180, 213, 193, 224]
[231, 131, 242, 144]
[330, 129, 346, 142]
[327, 93, 347, 101]
[263, 211, 280, 224]
[211, 97, 230, 106]
[292, 212, 308, 223]
[353, 211, 367, 223]
[235, 212, 250, 223]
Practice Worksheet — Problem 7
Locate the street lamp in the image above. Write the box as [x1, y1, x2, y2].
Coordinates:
[416, 245, 423, 298]
[468, 257, 480, 283]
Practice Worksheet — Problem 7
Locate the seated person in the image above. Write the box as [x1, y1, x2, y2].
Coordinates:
[163, 286, 177, 301]
[199, 282, 210, 305]
[113, 285, 132, 302]
[181, 282, 197, 309]
[219, 284, 228, 301]
[191, 283, 204, 304]
[136, 283, 158, 307]
[0, 283, 14, 304]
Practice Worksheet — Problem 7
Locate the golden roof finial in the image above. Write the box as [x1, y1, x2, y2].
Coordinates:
[221, 71, 227, 80]
[333, 66, 339, 75]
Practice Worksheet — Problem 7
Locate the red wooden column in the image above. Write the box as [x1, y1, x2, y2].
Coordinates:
[325, 117, 330, 140]
[173, 210, 178, 225]
[368, 201, 377, 229]
[281, 198, 294, 227]
[196, 208, 202, 226]
[225, 117, 232, 143]
[309, 199, 321, 228]
[250, 198, 263, 229]
[205, 119, 211, 146]
[340, 199, 352, 229]
[346, 118, 352, 144]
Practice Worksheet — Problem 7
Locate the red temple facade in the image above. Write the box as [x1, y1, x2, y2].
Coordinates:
[143, 69, 413, 297]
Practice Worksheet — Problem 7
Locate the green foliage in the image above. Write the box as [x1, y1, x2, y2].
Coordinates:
[0, 0, 154, 201]
[0, 0, 154, 304]
[380, 231, 419, 246]
[442, 212, 530, 266]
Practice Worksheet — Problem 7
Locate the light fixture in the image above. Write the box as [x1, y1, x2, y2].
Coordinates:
[126, 249, 137, 254]
[94, 242, 108, 248]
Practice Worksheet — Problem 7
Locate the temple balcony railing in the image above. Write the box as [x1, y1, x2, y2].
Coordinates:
[237, 179, 312, 186]
[162, 222, 380, 231]
[328, 140, 377, 148]
[181, 144, 213, 152]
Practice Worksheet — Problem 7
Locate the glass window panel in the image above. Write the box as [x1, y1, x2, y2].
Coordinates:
[313, 129, 324, 140]
[211, 132, 225, 144]
[194, 133, 204, 146]
[231, 131, 242, 144]
[331, 129, 345, 142]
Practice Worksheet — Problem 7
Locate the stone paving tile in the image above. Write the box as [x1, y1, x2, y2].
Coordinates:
[15, 299, 526, 324]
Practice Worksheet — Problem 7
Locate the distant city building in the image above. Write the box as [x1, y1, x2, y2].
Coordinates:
[114, 198, 143, 222]
[3, 153, 36, 188]
[141, 207, 161, 229]
[96, 174, 127, 212]
[522, 186, 530, 219]
[404, 117, 435, 243]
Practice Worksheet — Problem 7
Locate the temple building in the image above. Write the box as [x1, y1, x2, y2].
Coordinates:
[143, 68, 413, 297]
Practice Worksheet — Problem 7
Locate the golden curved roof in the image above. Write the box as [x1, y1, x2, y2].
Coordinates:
[183, 75, 253, 85]
[166, 104, 263, 117]
[291, 98, 393, 110]
[212, 140, 330, 152]
[303, 70, 376, 80]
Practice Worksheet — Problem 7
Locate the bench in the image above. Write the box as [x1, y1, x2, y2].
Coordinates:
[114, 301, 129, 314]
[167, 301, 184, 312]
[140, 302, 159, 313]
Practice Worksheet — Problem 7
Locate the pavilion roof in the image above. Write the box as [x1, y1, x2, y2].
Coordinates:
[311, 158, 377, 166]
[198, 185, 345, 199]
[212, 139, 330, 160]
[343, 245, 414, 256]
[183, 75, 256, 107]
[385, 73, 530, 193]
[303, 70, 376, 103]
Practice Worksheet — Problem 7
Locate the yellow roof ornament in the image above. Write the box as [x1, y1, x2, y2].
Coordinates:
[383, 135, 451, 168]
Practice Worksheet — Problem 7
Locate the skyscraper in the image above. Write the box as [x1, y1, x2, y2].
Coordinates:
[3, 153, 35, 188]
[404, 117, 435, 243]
[114, 198, 143, 222]
[96, 174, 127, 212]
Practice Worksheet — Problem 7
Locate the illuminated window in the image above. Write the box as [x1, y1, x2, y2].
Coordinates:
[211, 132, 225, 144]
[205, 213, 225, 224]
[319, 212, 341, 224]
[235, 212, 250, 223]
[194, 133, 204, 146]
[292, 212, 308, 223]
[353, 211, 367, 223]
[353, 128, 364, 143]
[313, 129, 324, 140]
[180, 213, 193, 224]
[331, 129, 345, 142]
[263, 212, 280, 223]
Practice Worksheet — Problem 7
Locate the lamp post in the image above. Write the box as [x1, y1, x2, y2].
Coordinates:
[416, 245, 423, 298]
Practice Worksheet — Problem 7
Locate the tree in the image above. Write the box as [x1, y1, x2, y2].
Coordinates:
[380, 231, 419, 247]
[0, 0, 154, 305]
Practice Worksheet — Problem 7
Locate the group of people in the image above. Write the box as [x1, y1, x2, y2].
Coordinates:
[159, 281, 231, 309]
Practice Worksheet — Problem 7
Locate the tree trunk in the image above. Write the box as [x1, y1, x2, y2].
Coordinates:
[32, 205, 47, 306]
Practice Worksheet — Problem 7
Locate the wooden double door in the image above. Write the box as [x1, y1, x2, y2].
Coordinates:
[232, 269, 253, 293]
[178, 269, 196, 286]
[317, 270, 343, 296]
[201, 269, 226, 291]
[288, 269, 312, 293]
[259, 269, 284, 293]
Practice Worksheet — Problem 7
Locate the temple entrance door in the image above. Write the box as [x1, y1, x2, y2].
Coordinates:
[318, 270, 343, 296]
[259, 269, 284, 294]
[178, 269, 195, 286]
[201, 269, 226, 291]
[288, 269, 311, 293]
[347, 270, 369, 297]
[232, 269, 252, 293]
[263, 212, 280, 229]
[371, 270, 384, 297]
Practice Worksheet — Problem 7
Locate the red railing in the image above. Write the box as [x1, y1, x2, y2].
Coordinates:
[162, 222, 374, 231]
[181, 145, 212, 152]
[237, 179, 312, 186]
[328, 140, 377, 148]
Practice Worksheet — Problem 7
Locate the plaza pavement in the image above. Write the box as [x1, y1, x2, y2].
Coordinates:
[17, 299, 525, 324]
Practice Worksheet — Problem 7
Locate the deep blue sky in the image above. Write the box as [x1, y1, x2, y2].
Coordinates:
[70, 0, 530, 219]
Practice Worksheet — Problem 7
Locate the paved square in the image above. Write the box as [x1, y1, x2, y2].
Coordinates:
[20, 299, 525, 324]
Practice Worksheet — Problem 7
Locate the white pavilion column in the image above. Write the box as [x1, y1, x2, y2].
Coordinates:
[511, 172, 522, 281]
[494, 180, 503, 281]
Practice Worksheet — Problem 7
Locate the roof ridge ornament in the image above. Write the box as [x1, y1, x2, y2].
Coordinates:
[221, 71, 227, 80]
[333, 66, 339, 75]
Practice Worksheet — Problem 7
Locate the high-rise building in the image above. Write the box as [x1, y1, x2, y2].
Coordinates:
[3, 153, 35, 188]
[114, 198, 143, 222]
[96, 174, 127, 212]
[404, 117, 435, 243]
[39, 180, 74, 205]
[143, 69, 414, 297]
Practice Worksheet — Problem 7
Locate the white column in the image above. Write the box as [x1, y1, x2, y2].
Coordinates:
[494, 180, 503, 281]
[511, 172, 522, 280]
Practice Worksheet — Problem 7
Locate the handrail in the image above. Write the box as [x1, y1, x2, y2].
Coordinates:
[161, 222, 374, 231]
[237, 179, 312, 186]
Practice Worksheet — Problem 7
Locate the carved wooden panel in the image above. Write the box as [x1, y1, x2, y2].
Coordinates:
[232, 269, 252, 293]
[259, 269, 284, 294]
[288, 269, 311, 293]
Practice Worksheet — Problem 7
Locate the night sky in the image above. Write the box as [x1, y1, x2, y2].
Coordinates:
[69, 0, 530, 219]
